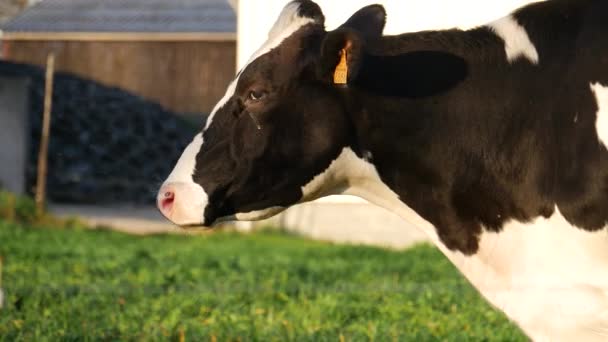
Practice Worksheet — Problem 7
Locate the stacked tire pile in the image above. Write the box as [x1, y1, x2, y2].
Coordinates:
[0, 61, 199, 204]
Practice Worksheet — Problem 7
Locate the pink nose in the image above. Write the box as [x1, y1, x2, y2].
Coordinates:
[156, 182, 207, 226]
[158, 185, 176, 217]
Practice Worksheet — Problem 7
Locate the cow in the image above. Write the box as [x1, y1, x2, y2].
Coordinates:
[157, 0, 608, 340]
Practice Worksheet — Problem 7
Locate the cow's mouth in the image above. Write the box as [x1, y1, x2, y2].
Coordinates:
[178, 223, 215, 230]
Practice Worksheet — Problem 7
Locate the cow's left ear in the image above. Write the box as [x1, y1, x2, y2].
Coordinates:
[338, 4, 386, 41]
[317, 4, 386, 84]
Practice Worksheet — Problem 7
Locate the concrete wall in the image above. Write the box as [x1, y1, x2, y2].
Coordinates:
[0, 76, 29, 194]
[269, 199, 430, 249]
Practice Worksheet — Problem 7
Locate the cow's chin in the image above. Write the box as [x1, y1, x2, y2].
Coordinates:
[177, 223, 214, 230]
[230, 206, 287, 223]
[169, 206, 286, 229]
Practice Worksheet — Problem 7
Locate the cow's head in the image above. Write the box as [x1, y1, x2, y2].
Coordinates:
[157, 0, 386, 226]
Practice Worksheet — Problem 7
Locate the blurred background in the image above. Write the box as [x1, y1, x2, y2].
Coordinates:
[0, 0, 533, 340]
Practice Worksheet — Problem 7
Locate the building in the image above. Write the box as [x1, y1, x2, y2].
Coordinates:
[0, 0, 39, 24]
[1, 0, 237, 115]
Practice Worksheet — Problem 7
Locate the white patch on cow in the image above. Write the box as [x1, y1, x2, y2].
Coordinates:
[459, 209, 608, 341]
[161, 133, 208, 223]
[488, 15, 539, 64]
[302, 148, 608, 340]
[204, 80, 238, 131]
[164, 133, 204, 184]
[591, 82, 608, 148]
[300, 147, 439, 238]
[160, 133, 208, 225]
[267, 1, 316, 48]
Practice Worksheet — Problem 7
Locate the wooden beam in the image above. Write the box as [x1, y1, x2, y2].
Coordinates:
[1, 31, 236, 42]
[35, 52, 55, 217]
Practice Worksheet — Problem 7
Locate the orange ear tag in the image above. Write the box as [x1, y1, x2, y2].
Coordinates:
[333, 49, 348, 85]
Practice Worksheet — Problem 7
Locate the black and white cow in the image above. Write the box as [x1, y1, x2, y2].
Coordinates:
[158, 0, 608, 339]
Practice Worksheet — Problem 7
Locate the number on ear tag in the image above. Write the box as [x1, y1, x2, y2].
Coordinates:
[333, 49, 348, 85]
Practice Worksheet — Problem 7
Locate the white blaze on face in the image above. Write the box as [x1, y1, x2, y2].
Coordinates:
[160, 133, 208, 225]
[165, 133, 203, 184]
[488, 15, 539, 64]
[160, 1, 318, 225]
[591, 82, 608, 148]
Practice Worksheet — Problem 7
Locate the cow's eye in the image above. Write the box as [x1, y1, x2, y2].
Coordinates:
[248, 90, 266, 101]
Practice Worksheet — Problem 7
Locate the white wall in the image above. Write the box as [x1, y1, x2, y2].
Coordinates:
[0, 77, 29, 195]
[237, 0, 540, 68]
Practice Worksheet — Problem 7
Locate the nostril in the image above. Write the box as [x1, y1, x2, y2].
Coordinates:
[159, 189, 175, 213]
[157, 181, 207, 226]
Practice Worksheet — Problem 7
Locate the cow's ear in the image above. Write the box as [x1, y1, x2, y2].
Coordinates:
[294, 0, 325, 26]
[269, 0, 325, 38]
[317, 28, 364, 84]
[317, 5, 386, 84]
[338, 4, 386, 42]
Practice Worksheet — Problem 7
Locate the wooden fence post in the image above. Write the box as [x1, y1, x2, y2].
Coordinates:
[35, 53, 55, 217]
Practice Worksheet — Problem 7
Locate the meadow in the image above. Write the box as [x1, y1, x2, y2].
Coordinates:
[0, 218, 526, 341]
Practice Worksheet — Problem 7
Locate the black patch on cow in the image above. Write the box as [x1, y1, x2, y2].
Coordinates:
[193, 18, 355, 225]
[536, 0, 608, 232]
[338, 4, 386, 42]
[294, 0, 325, 25]
[331, 0, 608, 254]
[353, 51, 468, 98]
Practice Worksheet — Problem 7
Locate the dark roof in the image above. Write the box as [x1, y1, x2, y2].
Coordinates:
[2, 0, 235, 33]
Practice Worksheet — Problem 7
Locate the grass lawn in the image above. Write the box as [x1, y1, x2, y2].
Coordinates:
[0, 220, 526, 341]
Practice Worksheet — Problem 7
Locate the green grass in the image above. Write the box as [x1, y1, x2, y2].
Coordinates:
[0, 191, 38, 224]
[0, 221, 526, 341]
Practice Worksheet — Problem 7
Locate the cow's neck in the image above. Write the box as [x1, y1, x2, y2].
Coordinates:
[328, 9, 608, 341]
[326, 146, 608, 341]
[331, 26, 608, 341]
